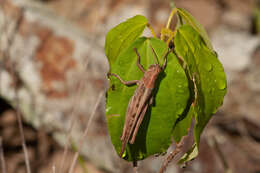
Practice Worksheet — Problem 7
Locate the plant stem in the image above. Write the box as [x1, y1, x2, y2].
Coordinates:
[58, 59, 89, 173]
[158, 142, 183, 173]
[212, 137, 232, 173]
[166, 8, 177, 29]
[147, 24, 157, 38]
[0, 137, 7, 173]
[15, 80, 31, 173]
[161, 8, 177, 41]
[68, 91, 104, 173]
[133, 161, 138, 173]
[166, 30, 177, 45]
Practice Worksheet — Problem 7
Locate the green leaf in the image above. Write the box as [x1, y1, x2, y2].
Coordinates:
[105, 15, 148, 65]
[172, 103, 193, 143]
[177, 8, 213, 50]
[253, 7, 260, 34]
[178, 144, 198, 164]
[106, 37, 190, 161]
[174, 25, 227, 162]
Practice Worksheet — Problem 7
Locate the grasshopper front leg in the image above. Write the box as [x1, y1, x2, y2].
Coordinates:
[108, 73, 139, 86]
[134, 48, 146, 73]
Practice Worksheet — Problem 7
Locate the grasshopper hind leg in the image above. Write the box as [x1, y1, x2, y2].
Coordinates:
[130, 96, 153, 144]
[129, 103, 149, 144]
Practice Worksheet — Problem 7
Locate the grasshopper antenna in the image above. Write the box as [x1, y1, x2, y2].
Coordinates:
[150, 45, 160, 65]
[150, 45, 170, 69]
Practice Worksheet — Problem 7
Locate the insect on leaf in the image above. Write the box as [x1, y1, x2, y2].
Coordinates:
[106, 37, 190, 161]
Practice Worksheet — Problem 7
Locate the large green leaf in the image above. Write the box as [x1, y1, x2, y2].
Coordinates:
[105, 15, 148, 64]
[177, 8, 213, 50]
[174, 25, 227, 161]
[106, 37, 190, 161]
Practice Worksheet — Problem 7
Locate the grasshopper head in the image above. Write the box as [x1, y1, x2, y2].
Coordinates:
[143, 64, 162, 88]
[148, 64, 162, 74]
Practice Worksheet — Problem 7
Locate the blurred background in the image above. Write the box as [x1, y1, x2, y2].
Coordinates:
[0, 0, 260, 172]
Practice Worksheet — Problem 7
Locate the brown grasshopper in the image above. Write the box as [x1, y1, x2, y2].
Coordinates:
[109, 47, 170, 157]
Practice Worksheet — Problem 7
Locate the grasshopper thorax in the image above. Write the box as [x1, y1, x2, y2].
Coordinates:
[143, 64, 162, 89]
[147, 64, 162, 73]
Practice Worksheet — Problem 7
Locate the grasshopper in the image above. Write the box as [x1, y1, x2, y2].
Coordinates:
[109, 47, 170, 157]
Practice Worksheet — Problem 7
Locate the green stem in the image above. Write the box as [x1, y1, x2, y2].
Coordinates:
[147, 23, 157, 38]
[166, 30, 177, 45]
[161, 8, 177, 40]
[166, 8, 177, 29]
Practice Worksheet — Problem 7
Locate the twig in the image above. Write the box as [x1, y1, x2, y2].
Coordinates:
[14, 80, 31, 173]
[1, 4, 24, 62]
[133, 161, 138, 173]
[161, 7, 177, 40]
[212, 137, 232, 173]
[58, 59, 89, 173]
[158, 141, 184, 173]
[68, 91, 104, 173]
[0, 4, 31, 173]
[0, 137, 7, 173]
[52, 165, 56, 173]
[133, 167, 138, 173]
[58, 8, 100, 173]
[147, 23, 157, 38]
